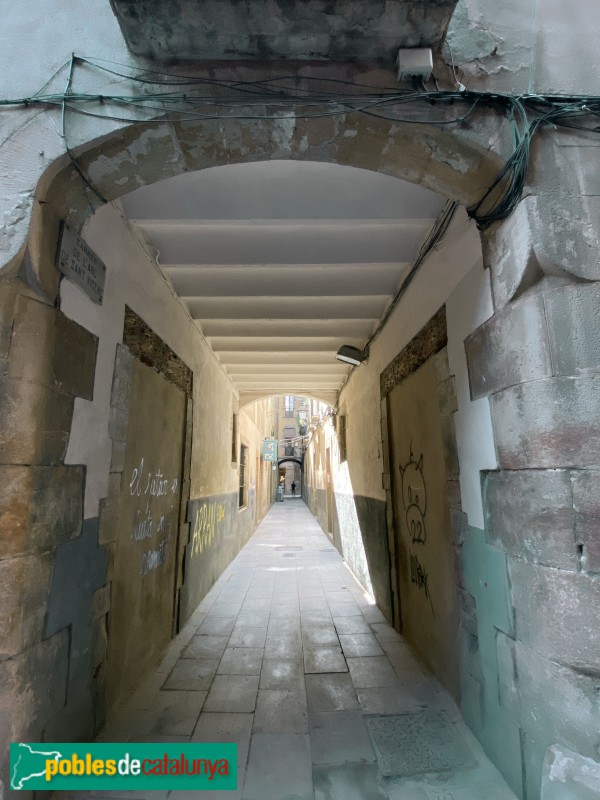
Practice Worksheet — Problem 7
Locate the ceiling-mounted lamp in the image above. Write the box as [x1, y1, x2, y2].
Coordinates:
[335, 345, 368, 367]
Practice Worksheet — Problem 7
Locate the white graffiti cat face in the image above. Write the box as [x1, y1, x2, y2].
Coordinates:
[399, 451, 427, 545]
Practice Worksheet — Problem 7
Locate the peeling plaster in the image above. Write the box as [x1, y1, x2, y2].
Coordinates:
[271, 112, 297, 157]
[423, 137, 472, 174]
[544, 745, 600, 792]
[87, 127, 179, 186]
[0, 192, 32, 252]
[446, 1, 500, 64]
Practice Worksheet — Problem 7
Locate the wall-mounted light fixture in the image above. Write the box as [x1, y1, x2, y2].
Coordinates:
[335, 345, 367, 366]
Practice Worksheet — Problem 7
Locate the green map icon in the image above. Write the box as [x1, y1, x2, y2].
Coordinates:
[11, 743, 63, 790]
[9, 741, 237, 791]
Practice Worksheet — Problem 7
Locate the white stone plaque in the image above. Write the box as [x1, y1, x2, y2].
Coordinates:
[57, 223, 106, 304]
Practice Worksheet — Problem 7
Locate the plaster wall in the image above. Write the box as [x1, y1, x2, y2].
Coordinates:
[0, 0, 149, 272]
[62, 197, 274, 566]
[446, 260, 496, 529]
[61, 202, 241, 519]
[447, 0, 600, 96]
[239, 398, 277, 526]
[339, 208, 495, 528]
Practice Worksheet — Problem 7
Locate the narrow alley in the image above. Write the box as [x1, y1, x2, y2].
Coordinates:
[63, 502, 516, 800]
[2, 5, 600, 800]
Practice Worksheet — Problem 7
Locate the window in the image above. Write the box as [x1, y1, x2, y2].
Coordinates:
[231, 413, 238, 464]
[239, 444, 248, 508]
[338, 415, 347, 463]
[284, 395, 294, 416]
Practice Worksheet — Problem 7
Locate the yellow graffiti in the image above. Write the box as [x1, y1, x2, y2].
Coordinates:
[191, 501, 226, 557]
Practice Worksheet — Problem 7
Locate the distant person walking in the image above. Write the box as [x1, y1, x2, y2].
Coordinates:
[291, 481, 296, 497]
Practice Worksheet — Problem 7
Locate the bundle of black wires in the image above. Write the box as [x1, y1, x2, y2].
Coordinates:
[2, 55, 599, 230]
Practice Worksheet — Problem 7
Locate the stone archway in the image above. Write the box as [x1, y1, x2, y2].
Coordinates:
[24, 109, 505, 301]
[278, 457, 303, 469]
[278, 457, 304, 498]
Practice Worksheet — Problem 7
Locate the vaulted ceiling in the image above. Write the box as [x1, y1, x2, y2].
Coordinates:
[120, 161, 445, 405]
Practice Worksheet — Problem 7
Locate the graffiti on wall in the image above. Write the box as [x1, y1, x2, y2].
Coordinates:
[409, 553, 432, 609]
[400, 450, 427, 544]
[190, 498, 227, 557]
[400, 448, 433, 613]
[128, 457, 180, 575]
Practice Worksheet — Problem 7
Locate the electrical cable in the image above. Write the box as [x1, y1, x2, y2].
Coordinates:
[367, 199, 458, 351]
[2, 55, 600, 229]
[335, 199, 459, 401]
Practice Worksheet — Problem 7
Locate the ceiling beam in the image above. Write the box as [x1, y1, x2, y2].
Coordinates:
[185, 296, 389, 320]
[164, 263, 410, 297]
[200, 319, 377, 338]
[211, 336, 365, 352]
[134, 221, 434, 265]
[218, 351, 343, 364]
[133, 219, 436, 229]
[226, 363, 349, 375]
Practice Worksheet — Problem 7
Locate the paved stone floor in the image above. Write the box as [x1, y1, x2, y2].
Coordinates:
[62, 501, 518, 800]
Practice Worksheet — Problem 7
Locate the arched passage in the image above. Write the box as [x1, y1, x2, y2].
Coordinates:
[15, 111, 499, 738]
[278, 457, 304, 498]
[27, 108, 504, 300]
[4, 78, 579, 800]
[278, 458, 303, 468]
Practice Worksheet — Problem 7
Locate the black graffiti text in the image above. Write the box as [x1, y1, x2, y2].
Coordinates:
[410, 552, 434, 613]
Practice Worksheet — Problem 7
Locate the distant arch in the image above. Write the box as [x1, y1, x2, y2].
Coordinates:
[278, 457, 303, 468]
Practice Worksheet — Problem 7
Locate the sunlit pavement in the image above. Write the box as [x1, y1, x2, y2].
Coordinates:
[59, 501, 517, 800]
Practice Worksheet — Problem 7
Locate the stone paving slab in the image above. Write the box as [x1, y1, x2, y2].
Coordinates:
[163, 657, 220, 691]
[347, 656, 401, 689]
[197, 615, 237, 635]
[135, 689, 207, 736]
[314, 763, 387, 800]
[309, 710, 376, 766]
[207, 601, 244, 617]
[260, 657, 305, 690]
[204, 675, 260, 713]
[333, 615, 372, 634]
[306, 673, 360, 712]
[182, 634, 229, 659]
[218, 647, 263, 676]
[339, 633, 385, 657]
[254, 688, 309, 733]
[304, 645, 348, 674]
[358, 685, 435, 715]
[229, 627, 268, 648]
[192, 711, 254, 765]
[302, 625, 340, 646]
[242, 733, 313, 800]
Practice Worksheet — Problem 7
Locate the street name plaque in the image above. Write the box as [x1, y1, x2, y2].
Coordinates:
[57, 223, 107, 304]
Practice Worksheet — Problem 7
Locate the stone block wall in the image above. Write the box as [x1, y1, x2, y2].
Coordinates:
[0, 279, 102, 797]
[465, 173, 600, 799]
